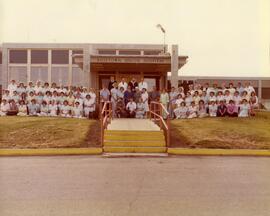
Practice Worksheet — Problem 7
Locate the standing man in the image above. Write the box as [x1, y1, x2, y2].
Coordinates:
[108, 76, 116, 91]
[110, 83, 118, 117]
[128, 77, 138, 92]
[138, 77, 148, 91]
[118, 78, 128, 91]
[149, 86, 160, 102]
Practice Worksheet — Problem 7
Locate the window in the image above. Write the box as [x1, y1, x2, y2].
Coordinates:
[31, 67, 48, 83]
[52, 50, 69, 64]
[72, 67, 84, 86]
[31, 50, 48, 64]
[9, 50, 27, 64]
[72, 50, 83, 64]
[119, 50, 141, 55]
[9, 66, 27, 83]
[98, 50, 116, 55]
[51, 67, 69, 85]
[144, 50, 161, 55]
[0, 52, 2, 64]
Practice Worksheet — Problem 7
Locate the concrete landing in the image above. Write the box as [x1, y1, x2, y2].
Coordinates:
[107, 118, 160, 131]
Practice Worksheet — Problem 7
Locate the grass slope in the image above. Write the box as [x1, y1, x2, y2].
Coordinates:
[0, 117, 100, 149]
[170, 112, 270, 149]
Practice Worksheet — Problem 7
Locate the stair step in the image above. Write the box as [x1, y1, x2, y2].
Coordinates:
[104, 140, 166, 147]
[104, 130, 163, 135]
[104, 135, 165, 141]
[102, 153, 168, 158]
[103, 146, 167, 153]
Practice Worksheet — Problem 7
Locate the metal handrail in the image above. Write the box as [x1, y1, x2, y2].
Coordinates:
[149, 101, 170, 147]
[100, 101, 112, 147]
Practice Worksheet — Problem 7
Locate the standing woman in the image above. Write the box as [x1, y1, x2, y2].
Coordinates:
[141, 88, 149, 116]
[160, 88, 169, 119]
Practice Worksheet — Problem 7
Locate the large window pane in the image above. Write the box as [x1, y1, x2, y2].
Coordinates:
[72, 67, 84, 86]
[9, 66, 27, 83]
[31, 67, 48, 83]
[51, 67, 69, 86]
[52, 50, 69, 64]
[9, 50, 27, 64]
[31, 50, 48, 64]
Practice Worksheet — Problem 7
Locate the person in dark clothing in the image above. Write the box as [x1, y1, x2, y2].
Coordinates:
[123, 86, 134, 105]
[149, 86, 160, 102]
[217, 100, 227, 117]
[128, 77, 138, 92]
[108, 76, 117, 91]
[133, 87, 141, 103]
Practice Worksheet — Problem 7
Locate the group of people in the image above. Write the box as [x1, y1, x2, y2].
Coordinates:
[0, 80, 96, 118]
[0, 78, 259, 119]
[169, 81, 258, 119]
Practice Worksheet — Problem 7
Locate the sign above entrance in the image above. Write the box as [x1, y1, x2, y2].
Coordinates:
[91, 55, 171, 64]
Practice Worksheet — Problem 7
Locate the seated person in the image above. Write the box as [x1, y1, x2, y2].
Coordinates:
[48, 100, 58, 117]
[0, 99, 10, 116]
[60, 100, 71, 118]
[208, 101, 218, 117]
[250, 91, 258, 116]
[28, 99, 39, 116]
[126, 98, 136, 118]
[7, 99, 18, 116]
[226, 100, 238, 117]
[198, 100, 208, 118]
[217, 100, 227, 117]
[17, 100, 28, 116]
[135, 98, 145, 119]
[187, 101, 197, 119]
[39, 101, 49, 116]
[174, 101, 188, 119]
[239, 99, 250, 118]
[72, 101, 83, 118]
[116, 98, 127, 118]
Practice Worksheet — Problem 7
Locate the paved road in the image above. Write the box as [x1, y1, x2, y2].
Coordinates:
[0, 156, 270, 216]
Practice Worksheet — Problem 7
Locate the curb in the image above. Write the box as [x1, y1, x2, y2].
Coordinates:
[168, 148, 270, 156]
[0, 148, 103, 156]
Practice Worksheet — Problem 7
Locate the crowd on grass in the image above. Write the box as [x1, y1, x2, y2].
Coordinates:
[0, 77, 258, 119]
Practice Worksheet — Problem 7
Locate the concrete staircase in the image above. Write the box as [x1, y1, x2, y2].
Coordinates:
[103, 119, 167, 154]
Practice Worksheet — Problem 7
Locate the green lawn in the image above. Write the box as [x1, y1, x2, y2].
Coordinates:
[0, 117, 100, 149]
[170, 111, 270, 149]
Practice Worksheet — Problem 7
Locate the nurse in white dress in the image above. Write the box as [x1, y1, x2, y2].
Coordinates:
[239, 99, 250, 117]
[84, 94, 95, 118]
[141, 88, 149, 112]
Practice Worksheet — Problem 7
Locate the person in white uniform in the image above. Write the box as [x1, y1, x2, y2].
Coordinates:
[126, 98, 136, 118]
[39, 101, 49, 116]
[174, 101, 188, 119]
[72, 101, 83, 118]
[187, 101, 198, 119]
[110, 83, 118, 117]
[28, 99, 39, 116]
[239, 99, 250, 117]
[141, 88, 149, 113]
[0, 99, 10, 116]
[60, 100, 71, 118]
[7, 80, 17, 96]
[17, 100, 27, 116]
[135, 98, 145, 119]
[118, 78, 128, 91]
[48, 100, 58, 117]
[138, 78, 148, 91]
[208, 101, 218, 117]
[83, 94, 95, 118]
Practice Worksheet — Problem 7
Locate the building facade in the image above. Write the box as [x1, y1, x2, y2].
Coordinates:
[0, 43, 188, 91]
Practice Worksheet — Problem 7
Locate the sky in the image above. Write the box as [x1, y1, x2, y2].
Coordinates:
[0, 0, 269, 77]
